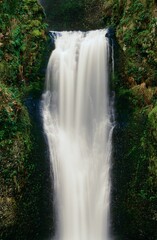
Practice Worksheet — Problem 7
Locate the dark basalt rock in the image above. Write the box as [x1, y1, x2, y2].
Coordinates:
[105, 28, 115, 39]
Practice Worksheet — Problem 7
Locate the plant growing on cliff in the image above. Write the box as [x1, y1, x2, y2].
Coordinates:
[0, 0, 48, 239]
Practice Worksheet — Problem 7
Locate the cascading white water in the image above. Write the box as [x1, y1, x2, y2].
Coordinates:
[42, 29, 114, 240]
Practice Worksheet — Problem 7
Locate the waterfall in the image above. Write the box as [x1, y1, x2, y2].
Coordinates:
[42, 29, 114, 240]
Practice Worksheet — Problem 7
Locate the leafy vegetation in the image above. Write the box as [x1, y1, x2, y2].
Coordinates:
[113, 83, 157, 239]
[0, 0, 48, 239]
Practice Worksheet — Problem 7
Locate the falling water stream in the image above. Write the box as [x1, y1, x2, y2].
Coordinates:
[42, 30, 114, 240]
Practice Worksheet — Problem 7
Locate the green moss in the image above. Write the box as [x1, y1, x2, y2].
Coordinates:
[148, 105, 157, 126]
[113, 80, 157, 238]
[0, 0, 47, 88]
[0, 0, 48, 238]
[31, 29, 43, 37]
[148, 105, 157, 141]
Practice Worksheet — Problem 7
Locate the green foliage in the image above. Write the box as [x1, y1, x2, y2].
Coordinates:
[0, 0, 48, 239]
[113, 75, 157, 239]
[0, 0, 47, 88]
[148, 105, 157, 140]
[0, 82, 31, 187]
[31, 29, 43, 37]
[115, 0, 157, 86]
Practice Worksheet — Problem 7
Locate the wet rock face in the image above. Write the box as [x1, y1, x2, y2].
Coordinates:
[105, 28, 115, 38]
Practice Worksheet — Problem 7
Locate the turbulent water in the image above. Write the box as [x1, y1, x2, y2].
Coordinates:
[42, 30, 114, 240]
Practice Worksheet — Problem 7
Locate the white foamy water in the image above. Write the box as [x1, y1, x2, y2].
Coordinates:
[42, 30, 114, 240]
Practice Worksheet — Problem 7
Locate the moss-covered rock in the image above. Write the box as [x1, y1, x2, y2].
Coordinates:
[0, 0, 48, 239]
[0, 83, 32, 239]
[95, 2, 157, 238]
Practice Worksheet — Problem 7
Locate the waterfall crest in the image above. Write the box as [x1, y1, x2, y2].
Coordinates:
[42, 30, 114, 240]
